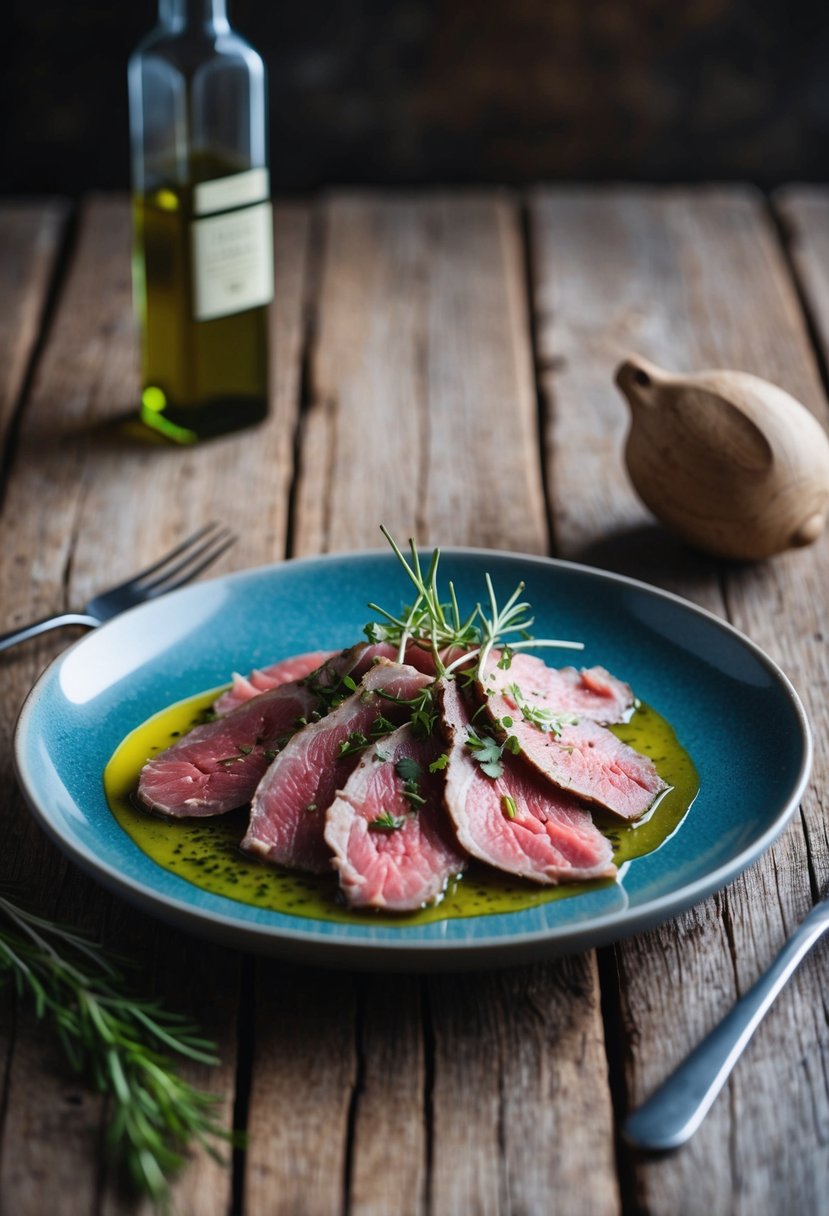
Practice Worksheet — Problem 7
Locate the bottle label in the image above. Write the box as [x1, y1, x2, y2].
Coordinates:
[194, 168, 270, 217]
[191, 171, 274, 321]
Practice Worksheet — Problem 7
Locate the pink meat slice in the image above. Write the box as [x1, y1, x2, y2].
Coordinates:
[214, 650, 336, 715]
[242, 661, 434, 873]
[213, 641, 440, 715]
[438, 680, 615, 883]
[481, 652, 633, 725]
[138, 642, 383, 817]
[138, 681, 320, 818]
[480, 682, 666, 821]
[324, 724, 467, 911]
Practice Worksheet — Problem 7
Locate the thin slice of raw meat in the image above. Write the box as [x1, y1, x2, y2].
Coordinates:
[214, 650, 335, 715]
[213, 641, 440, 715]
[480, 681, 666, 821]
[242, 661, 434, 873]
[138, 680, 320, 818]
[138, 642, 389, 817]
[481, 652, 634, 725]
[438, 680, 615, 883]
[324, 723, 467, 911]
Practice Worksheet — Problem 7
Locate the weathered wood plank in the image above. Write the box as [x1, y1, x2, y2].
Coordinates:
[293, 191, 547, 556]
[531, 186, 829, 1215]
[0, 201, 69, 448]
[775, 187, 829, 374]
[0, 196, 310, 1213]
[0, 199, 70, 1209]
[285, 191, 619, 1216]
[348, 976, 427, 1216]
[244, 966, 358, 1216]
[429, 955, 617, 1216]
[774, 186, 829, 883]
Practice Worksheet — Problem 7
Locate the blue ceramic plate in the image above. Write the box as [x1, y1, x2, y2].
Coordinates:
[14, 550, 811, 970]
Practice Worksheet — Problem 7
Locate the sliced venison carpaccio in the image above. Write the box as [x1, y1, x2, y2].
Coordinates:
[481, 652, 634, 725]
[438, 680, 615, 884]
[138, 681, 320, 818]
[212, 640, 440, 715]
[242, 660, 434, 873]
[140, 641, 396, 817]
[213, 649, 335, 715]
[324, 724, 467, 911]
[480, 680, 666, 822]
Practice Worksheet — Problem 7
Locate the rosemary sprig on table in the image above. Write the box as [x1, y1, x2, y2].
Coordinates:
[0, 892, 235, 1208]
[365, 525, 583, 679]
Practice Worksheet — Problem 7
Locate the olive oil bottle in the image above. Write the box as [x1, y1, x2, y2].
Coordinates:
[128, 1, 272, 443]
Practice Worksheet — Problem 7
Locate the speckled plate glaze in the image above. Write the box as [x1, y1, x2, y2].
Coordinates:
[14, 549, 811, 971]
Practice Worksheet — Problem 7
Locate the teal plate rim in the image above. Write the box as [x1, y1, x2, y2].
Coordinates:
[13, 548, 813, 971]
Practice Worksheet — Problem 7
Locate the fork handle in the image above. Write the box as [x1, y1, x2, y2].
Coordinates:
[623, 900, 829, 1151]
[0, 612, 99, 654]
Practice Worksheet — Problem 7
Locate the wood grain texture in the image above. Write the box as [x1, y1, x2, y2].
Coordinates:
[244, 965, 358, 1216]
[429, 957, 619, 1216]
[773, 186, 829, 887]
[531, 186, 829, 1216]
[293, 191, 547, 557]
[0, 201, 68, 447]
[775, 188, 829, 371]
[348, 976, 427, 1216]
[0, 197, 312, 1213]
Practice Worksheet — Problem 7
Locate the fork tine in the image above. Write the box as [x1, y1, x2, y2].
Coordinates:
[113, 521, 226, 591]
[143, 533, 237, 597]
[136, 525, 235, 592]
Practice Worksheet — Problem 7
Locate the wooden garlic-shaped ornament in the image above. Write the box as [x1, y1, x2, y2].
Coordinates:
[615, 356, 829, 560]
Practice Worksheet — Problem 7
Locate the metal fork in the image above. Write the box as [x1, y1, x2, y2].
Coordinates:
[623, 885, 829, 1151]
[0, 521, 235, 654]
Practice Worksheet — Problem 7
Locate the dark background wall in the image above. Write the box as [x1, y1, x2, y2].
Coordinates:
[2, 0, 828, 196]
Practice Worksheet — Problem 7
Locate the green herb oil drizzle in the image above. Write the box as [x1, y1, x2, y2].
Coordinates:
[104, 689, 699, 925]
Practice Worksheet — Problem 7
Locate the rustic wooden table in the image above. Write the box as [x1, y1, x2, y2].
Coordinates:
[1, 187, 828, 1215]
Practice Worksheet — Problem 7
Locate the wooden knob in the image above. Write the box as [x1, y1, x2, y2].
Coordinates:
[615, 356, 829, 561]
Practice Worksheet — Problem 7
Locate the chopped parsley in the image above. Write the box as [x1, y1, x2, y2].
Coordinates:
[507, 683, 579, 736]
[395, 756, 426, 808]
[368, 810, 408, 832]
[464, 728, 518, 780]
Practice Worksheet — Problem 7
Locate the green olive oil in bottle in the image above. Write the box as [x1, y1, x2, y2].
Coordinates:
[129, 1, 272, 443]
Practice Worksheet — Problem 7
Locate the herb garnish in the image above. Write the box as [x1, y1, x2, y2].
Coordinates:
[395, 756, 426, 808]
[337, 714, 400, 759]
[465, 728, 520, 780]
[507, 683, 580, 736]
[368, 811, 408, 832]
[0, 892, 236, 1206]
[366, 526, 582, 681]
[338, 731, 370, 758]
[377, 685, 438, 739]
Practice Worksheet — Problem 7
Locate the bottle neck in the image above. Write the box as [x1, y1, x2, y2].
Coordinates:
[159, 0, 229, 30]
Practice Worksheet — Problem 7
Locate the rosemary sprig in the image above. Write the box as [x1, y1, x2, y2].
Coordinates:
[366, 526, 583, 679]
[0, 892, 235, 1208]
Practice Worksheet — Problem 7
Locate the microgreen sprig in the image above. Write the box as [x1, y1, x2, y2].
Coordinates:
[366, 528, 480, 667]
[368, 810, 408, 832]
[507, 682, 580, 736]
[366, 526, 583, 680]
[0, 891, 236, 1208]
